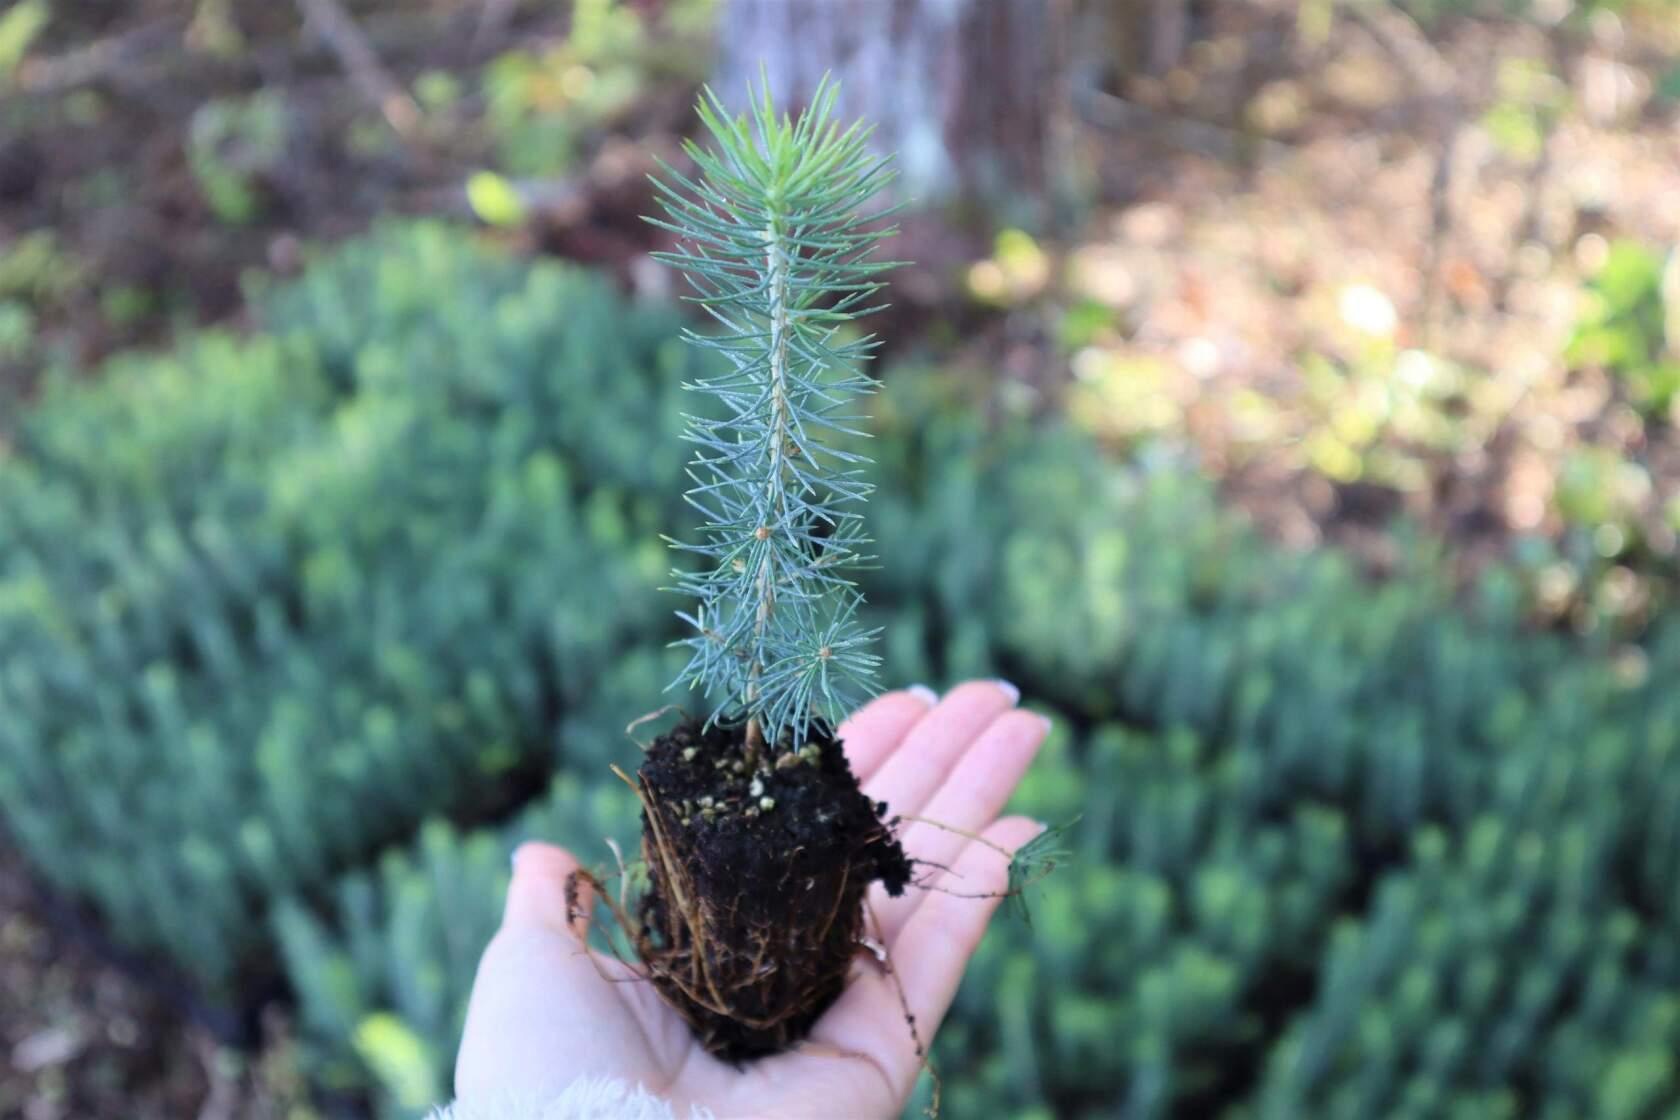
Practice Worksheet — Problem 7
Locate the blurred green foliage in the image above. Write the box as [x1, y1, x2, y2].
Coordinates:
[481, 0, 714, 177]
[0, 223, 706, 994]
[483, 0, 644, 176]
[1394, 0, 1679, 26]
[188, 91, 291, 226]
[0, 230, 81, 307]
[1480, 57, 1569, 164]
[1296, 348, 1468, 490]
[7, 223, 1680, 1119]
[0, 0, 47, 82]
[0, 299, 35, 361]
[1567, 240, 1680, 423]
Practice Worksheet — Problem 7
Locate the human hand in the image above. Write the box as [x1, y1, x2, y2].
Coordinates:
[453, 680, 1050, 1119]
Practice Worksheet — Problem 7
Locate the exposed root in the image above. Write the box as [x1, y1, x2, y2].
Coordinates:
[896, 815, 1015, 858]
[564, 866, 654, 986]
[603, 836, 633, 916]
[896, 814, 1065, 904]
[863, 899, 940, 1119]
[634, 769, 836, 1035]
[626, 705, 685, 751]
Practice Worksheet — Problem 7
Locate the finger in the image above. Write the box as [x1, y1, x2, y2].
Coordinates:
[874, 709, 1050, 939]
[503, 842, 585, 936]
[837, 686, 939, 783]
[814, 816, 1043, 1103]
[863, 680, 1018, 820]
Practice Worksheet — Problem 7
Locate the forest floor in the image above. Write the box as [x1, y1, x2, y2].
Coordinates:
[860, 0, 1680, 644]
[0, 846, 313, 1120]
[2, 0, 1680, 1116]
[949, 0, 1680, 640]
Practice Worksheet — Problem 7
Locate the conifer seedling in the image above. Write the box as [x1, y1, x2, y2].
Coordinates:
[616, 76, 913, 1060]
[587, 78, 1061, 1067]
[654, 77, 895, 761]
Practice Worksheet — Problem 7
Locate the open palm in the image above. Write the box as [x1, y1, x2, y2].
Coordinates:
[453, 680, 1049, 1120]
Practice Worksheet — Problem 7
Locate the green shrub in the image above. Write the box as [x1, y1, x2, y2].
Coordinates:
[919, 725, 1355, 1120]
[1251, 817, 1680, 1120]
[0, 224, 712, 996]
[256, 221, 699, 499]
[1567, 240, 1679, 422]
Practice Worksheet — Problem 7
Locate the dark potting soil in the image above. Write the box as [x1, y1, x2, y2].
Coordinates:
[634, 717, 911, 1060]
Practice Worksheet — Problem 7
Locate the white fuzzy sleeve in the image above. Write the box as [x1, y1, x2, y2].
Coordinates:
[430, 1076, 714, 1120]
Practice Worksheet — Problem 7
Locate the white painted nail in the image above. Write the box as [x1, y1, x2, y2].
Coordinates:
[1033, 712, 1053, 736]
[993, 679, 1020, 704]
[907, 684, 939, 706]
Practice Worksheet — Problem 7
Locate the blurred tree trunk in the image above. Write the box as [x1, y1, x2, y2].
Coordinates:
[1131, 0, 1192, 77]
[713, 0, 1067, 207]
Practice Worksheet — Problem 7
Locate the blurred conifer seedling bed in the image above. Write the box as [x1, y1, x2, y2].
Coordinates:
[4, 217, 1680, 1120]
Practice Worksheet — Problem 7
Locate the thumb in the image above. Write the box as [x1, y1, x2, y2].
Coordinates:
[458, 844, 630, 1103]
[504, 842, 591, 938]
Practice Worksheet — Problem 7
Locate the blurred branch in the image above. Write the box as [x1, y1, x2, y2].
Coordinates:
[292, 0, 422, 141]
[8, 9, 545, 105]
[1499, 30, 1568, 310]
[1420, 125, 1463, 351]
[1343, 1, 1455, 99]
[11, 18, 181, 96]
[1346, 2, 1462, 350]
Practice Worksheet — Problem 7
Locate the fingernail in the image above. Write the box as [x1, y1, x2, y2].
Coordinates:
[1033, 712, 1054, 736]
[907, 684, 939, 706]
[992, 679, 1020, 704]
